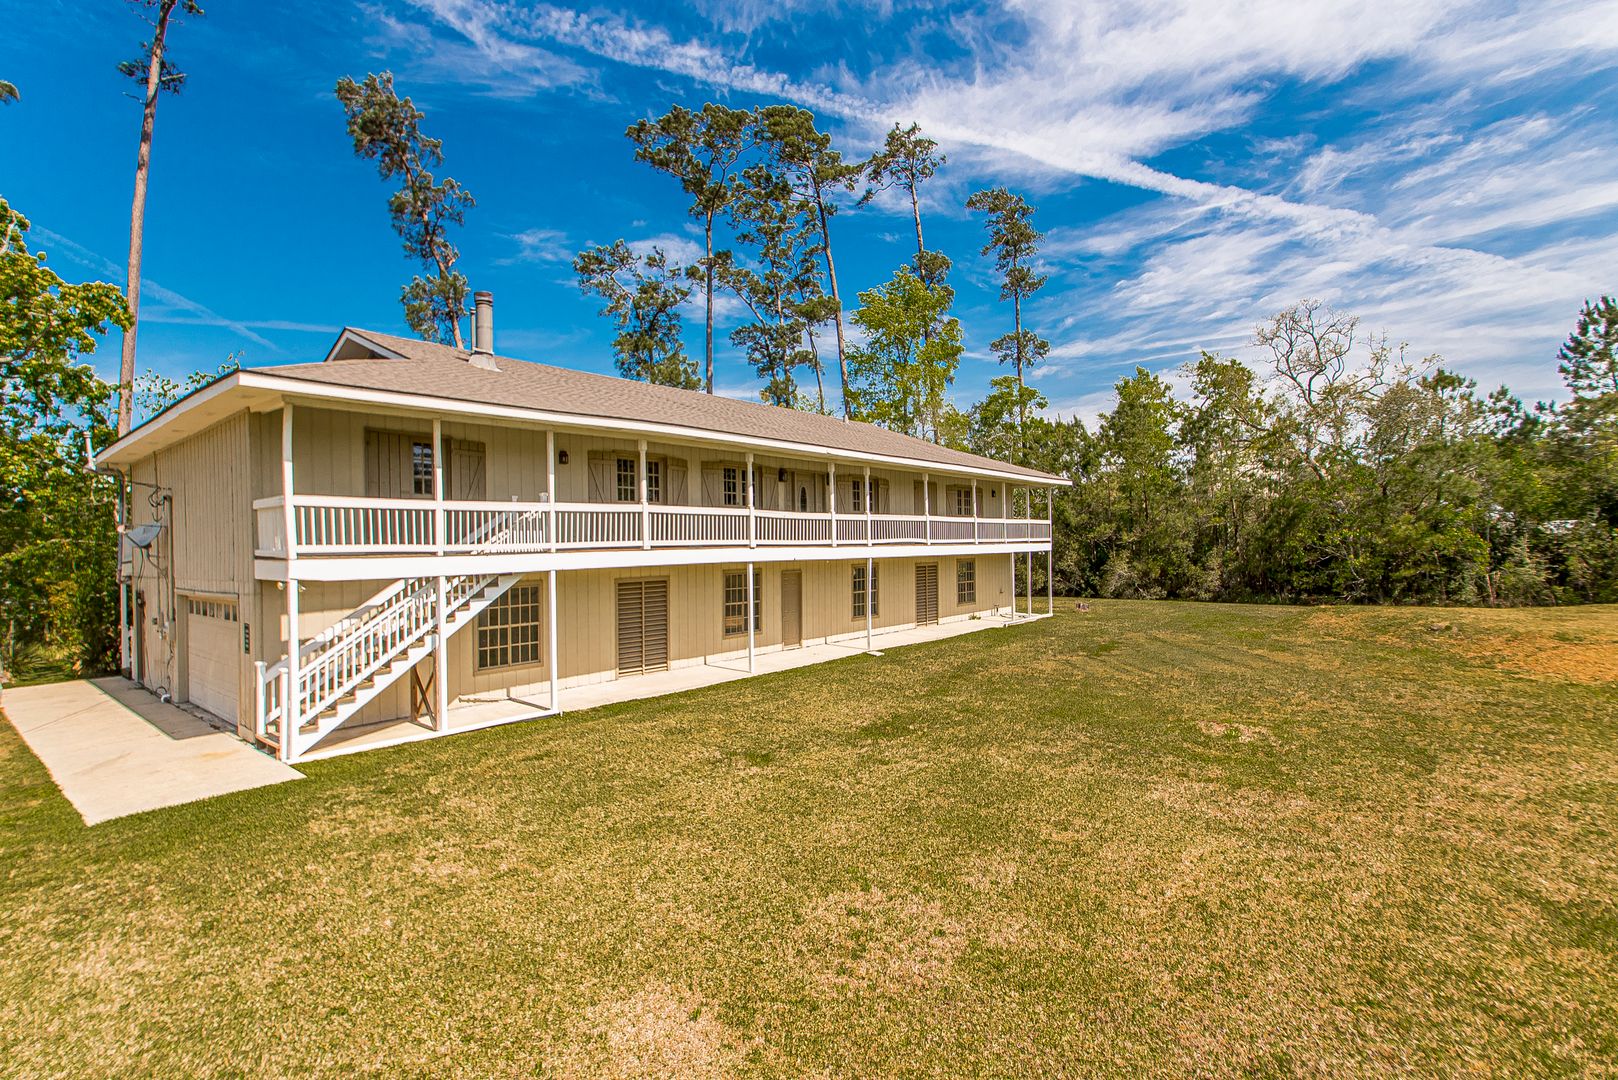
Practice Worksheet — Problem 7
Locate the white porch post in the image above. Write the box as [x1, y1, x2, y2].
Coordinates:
[547, 568, 559, 711]
[746, 560, 757, 672]
[1047, 488, 1055, 615]
[639, 438, 650, 549]
[971, 478, 979, 545]
[280, 403, 300, 763]
[922, 471, 931, 544]
[1008, 550, 1017, 618]
[828, 461, 838, 547]
[432, 417, 444, 553]
[545, 429, 557, 552]
[1026, 483, 1035, 615]
[865, 556, 874, 652]
[862, 464, 872, 544]
[434, 575, 449, 732]
[746, 451, 756, 549]
[432, 418, 448, 732]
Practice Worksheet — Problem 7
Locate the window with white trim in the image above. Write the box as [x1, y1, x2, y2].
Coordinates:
[615, 457, 637, 502]
[849, 478, 866, 513]
[953, 487, 973, 516]
[722, 466, 741, 507]
[852, 562, 880, 619]
[477, 585, 543, 670]
[723, 568, 762, 636]
[411, 441, 434, 496]
[957, 559, 976, 604]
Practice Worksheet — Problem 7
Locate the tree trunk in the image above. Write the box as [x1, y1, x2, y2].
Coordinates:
[704, 214, 715, 395]
[910, 184, 924, 268]
[806, 323, 825, 414]
[1013, 288, 1026, 452]
[118, 0, 178, 437]
[813, 184, 850, 419]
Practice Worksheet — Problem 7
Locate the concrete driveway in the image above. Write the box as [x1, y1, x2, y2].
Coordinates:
[2, 677, 300, 825]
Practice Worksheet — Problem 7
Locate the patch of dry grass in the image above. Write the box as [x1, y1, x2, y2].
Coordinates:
[1, 600, 1616, 1076]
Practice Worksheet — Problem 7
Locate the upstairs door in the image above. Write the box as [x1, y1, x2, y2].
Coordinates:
[915, 563, 939, 626]
[616, 578, 669, 677]
[781, 570, 802, 648]
[448, 440, 487, 500]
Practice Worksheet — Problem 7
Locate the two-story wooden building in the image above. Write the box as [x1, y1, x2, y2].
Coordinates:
[96, 301, 1065, 763]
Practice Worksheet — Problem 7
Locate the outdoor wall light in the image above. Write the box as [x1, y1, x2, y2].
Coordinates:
[558, 449, 569, 465]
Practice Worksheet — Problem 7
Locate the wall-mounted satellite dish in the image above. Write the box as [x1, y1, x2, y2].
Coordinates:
[125, 523, 162, 549]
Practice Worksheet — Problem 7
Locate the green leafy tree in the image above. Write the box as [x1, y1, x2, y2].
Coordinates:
[0, 80, 18, 104]
[115, 0, 204, 437]
[846, 267, 962, 441]
[757, 105, 863, 416]
[627, 104, 754, 395]
[717, 165, 821, 408]
[336, 72, 475, 348]
[966, 187, 1049, 443]
[574, 240, 699, 388]
[1, 200, 130, 678]
[860, 122, 951, 288]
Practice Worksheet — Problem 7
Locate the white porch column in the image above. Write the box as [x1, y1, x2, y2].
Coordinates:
[280, 403, 300, 763]
[434, 575, 449, 732]
[545, 429, 557, 552]
[746, 560, 756, 673]
[1047, 488, 1055, 614]
[746, 451, 756, 548]
[922, 471, 931, 544]
[971, 478, 978, 544]
[432, 417, 444, 553]
[639, 438, 650, 550]
[865, 556, 874, 652]
[1008, 551, 1016, 619]
[862, 464, 872, 544]
[828, 461, 838, 547]
[547, 568, 559, 711]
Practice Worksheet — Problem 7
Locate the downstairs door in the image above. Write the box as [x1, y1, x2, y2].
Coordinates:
[781, 570, 802, 648]
[616, 578, 670, 676]
[915, 563, 939, 626]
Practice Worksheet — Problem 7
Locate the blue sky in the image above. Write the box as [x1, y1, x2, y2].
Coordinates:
[5, 0, 1617, 420]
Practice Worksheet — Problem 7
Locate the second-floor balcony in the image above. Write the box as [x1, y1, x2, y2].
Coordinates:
[253, 494, 1053, 561]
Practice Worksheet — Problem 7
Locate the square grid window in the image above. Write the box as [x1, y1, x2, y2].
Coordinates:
[645, 459, 662, 504]
[852, 562, 881, 619]
[953, 488, 973, 516]
[957, 559, 976, 604]
[723, 568, 762, 636]
[411, 441, 434, 496]
[477, 585, 543, 671]
[849, 478, 866, 513]
[722, 466, 741, 507]
[615, 457, 638, 502]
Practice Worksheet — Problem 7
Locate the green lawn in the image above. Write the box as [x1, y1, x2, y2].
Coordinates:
[3, 601, 1616, 1076]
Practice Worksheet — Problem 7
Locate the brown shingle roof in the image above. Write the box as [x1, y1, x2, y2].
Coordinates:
[253, 328, 1063, 483]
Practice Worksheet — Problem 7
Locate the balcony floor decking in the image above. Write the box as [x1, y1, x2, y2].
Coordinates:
[299, 610, 1050, 761]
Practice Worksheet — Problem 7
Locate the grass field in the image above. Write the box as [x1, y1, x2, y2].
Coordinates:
[2, 600, 1616, 1077]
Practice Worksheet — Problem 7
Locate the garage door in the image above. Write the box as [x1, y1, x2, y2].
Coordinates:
[186, 597, 239, 724]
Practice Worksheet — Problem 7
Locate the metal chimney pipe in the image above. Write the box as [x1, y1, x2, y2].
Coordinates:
[472, 291, 494, 355]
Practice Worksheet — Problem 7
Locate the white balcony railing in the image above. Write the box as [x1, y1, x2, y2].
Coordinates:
[253, 496, 1052, 558]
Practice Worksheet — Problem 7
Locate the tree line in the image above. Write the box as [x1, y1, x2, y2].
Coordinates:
[3, 28, 1616, 684]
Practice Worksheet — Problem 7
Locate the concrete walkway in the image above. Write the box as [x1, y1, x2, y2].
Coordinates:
[1, 677, 301, 825]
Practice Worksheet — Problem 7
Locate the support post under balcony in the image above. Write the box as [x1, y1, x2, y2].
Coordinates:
[865, 556, 875, 652]
[434, 574, 449, 733]
[746, 560, 756, 673]
[547, 569, 559, 711]
[281, 402, 300, 763]
[1048, 487, 1055, 614]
